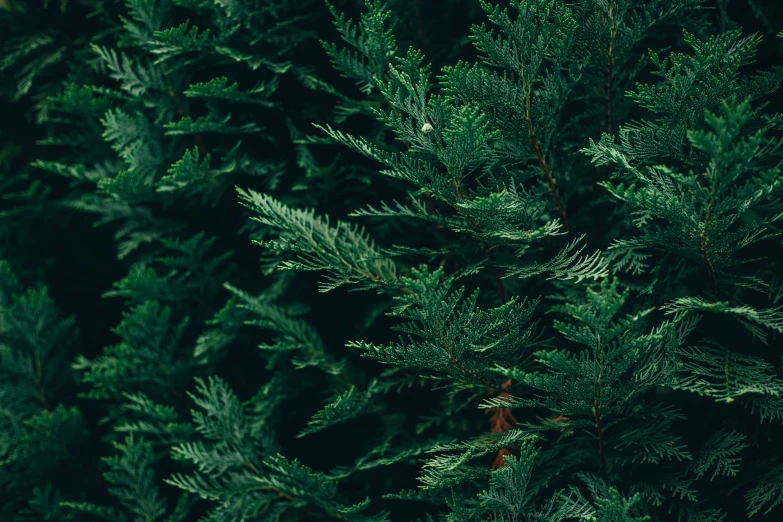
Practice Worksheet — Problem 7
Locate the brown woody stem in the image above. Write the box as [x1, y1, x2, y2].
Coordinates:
[524, 88, 572, 237]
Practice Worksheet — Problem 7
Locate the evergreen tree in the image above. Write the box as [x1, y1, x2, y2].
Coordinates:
[2, 0, 783, 521]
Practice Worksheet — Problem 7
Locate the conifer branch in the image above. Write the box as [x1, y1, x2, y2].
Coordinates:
[7, 1, 783, 520]
[700, 174, 718, 290]
[33, 349, 51, 411]
[451, 137, 515, 466]
[487, 379, 516, 469]
[593, 336, 607, 476]
[524, 85, 571, 237]
[452, 176, 509, 305]
[437, 319, 496, 389]
[163, 70, 207, 159]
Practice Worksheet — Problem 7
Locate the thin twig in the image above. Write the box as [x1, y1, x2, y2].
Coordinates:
[488, 379, 517, 469]
[438, 326, 496, 389]
[450, 176, 516, 466]
[593, 336, 607, 475]
[164, 72, 208, 160]
[700, 172, 718, 290]
[451, 177, 509, 305]
[33, 350, 51, 411]
[524, 87, 572, 237]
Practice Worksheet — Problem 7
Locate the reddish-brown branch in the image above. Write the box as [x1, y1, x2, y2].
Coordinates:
[700, 175, 718, 289]
[525, 91, 572, 237]
[432, 143, 517, 470]
[450, 179, 515, 467]
[450, 354, 495, 388]
[423, 180, 514, 419]
[491, 447, 514, 470]
[487, 379, 516, 469]
[434, 301, 498, 388]
[532, 142, 571, 236]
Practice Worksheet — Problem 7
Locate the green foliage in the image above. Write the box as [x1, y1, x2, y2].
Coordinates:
[3, 0, 783, 521]
[238, 187, 398, 292]
[484, 280, 701, 516]
[323, 0, 398, 94]
[0, 261, 87, 519]
[350, 265, 538, 387]
[298, 379, 380, 438]
[167, 376, 388, 522]
[588, 96, 783, 296]
[64, 435, 175, 522]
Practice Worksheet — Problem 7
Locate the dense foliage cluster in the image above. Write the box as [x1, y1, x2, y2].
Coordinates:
[2, 0, 783, 520]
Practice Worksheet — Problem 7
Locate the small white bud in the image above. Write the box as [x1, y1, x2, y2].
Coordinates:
[420, 122, 434, 133]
